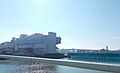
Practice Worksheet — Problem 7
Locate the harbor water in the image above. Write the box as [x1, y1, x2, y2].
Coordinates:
[69, 53, 120, 64]
[0, 59, 110, 73]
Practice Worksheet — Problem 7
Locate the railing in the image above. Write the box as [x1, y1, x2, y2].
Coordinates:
[0, 55, 120, 72]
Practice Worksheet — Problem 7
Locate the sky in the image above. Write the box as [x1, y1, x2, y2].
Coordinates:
[0, 0, 120, 50]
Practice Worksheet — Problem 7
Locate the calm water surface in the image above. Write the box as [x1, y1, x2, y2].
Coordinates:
[0, 59, 110, 73]
[68, 58, 120, 64]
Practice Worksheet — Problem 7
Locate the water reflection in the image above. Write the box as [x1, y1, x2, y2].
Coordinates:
[0, 59, 110, 73]
[15, 61, 56, 73]
[0, 60, 56, 73]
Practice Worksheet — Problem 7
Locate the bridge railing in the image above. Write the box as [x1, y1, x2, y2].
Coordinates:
[0, 55, 120, 72]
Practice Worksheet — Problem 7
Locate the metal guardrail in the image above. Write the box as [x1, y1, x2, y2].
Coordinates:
[0, 55, 120, 72]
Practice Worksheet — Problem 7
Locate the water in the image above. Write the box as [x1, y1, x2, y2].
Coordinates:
[68, 54, 120, 64]
[68, 58, 120, 64]
[0, 59, 110, 73]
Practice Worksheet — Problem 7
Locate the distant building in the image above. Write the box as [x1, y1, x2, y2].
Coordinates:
[58, 48, 120, 54]
[0, 32, 61, 55]
[57, 49, 78, 53]
[106, 46, 108, 51]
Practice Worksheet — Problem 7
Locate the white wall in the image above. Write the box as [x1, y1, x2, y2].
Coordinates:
[0, 42, 15, 49]
[0, 32, 59, 54]
[47, 32, 56, 53]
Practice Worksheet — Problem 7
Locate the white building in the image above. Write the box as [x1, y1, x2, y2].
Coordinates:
[0, 41, 15, 54]
[0, 32, 61, 55]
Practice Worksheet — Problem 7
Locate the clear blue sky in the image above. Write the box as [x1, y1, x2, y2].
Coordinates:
[0, 0, 120, 49]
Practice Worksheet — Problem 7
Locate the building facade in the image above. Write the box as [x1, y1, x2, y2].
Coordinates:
[0, 32, 61, 55]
